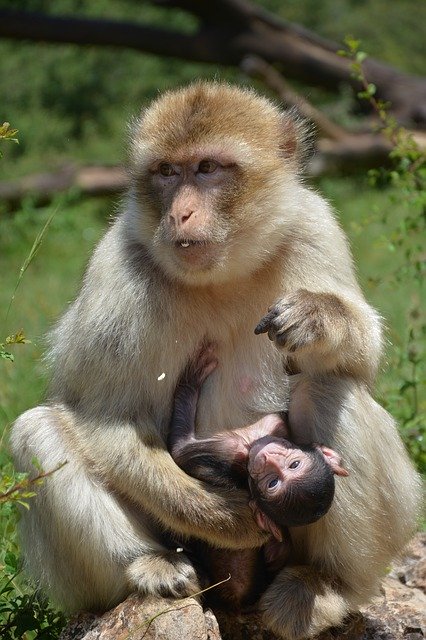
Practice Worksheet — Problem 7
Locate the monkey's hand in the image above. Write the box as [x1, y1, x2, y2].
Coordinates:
[180, 342, 218, 390]
[255, 289, 359, 374]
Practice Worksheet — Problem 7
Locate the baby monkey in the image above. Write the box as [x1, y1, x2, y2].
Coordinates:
[168, 345, 349, 544]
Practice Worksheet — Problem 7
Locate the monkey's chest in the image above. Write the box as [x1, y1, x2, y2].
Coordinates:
[194, 339, 289, 436]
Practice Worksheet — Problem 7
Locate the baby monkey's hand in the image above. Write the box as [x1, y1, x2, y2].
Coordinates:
[181, 342, 218, 390]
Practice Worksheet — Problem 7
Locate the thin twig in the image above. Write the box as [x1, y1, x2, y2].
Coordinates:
[0, 462, 67, 503]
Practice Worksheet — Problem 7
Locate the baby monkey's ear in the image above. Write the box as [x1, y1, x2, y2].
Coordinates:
[318, 445, 350, 477]
[249, 500, 283, 542]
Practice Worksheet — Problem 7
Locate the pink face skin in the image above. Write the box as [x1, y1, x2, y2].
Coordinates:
[149, 155, 236, 269]
[248, 438, 348, 495]
[248, 437, 314, 498]
[247, 438, 348, 541]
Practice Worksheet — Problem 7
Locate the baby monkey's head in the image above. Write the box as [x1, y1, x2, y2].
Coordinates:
[248, 438, 348, 535]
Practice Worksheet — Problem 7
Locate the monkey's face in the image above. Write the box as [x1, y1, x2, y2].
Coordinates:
[128, 82, 306, 286]
[142, 153, 239, 281]
[248, 437, 314, 497]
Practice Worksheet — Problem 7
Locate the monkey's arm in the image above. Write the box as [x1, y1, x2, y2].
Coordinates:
[168, 372, 247, 488]
[167, 379, 240, 486]
[63, 408, 264, 549]
[171, 434, 246, 489]
[256, 194, 382, 384]
[167, 381, 199, 455]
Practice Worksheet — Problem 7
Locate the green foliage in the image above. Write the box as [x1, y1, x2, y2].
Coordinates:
[0, 593, 65, 640]
[0, 531, 66, 640]
[0, 123, 19, 158]
[0, 425, 67, 640]
[0, 202, 72, 640]
[260, 0, 426, 75]
[338, 37, 426, 473]
[0, 331, 30, 364]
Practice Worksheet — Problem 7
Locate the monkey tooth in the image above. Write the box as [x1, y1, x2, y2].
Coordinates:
[180, 241, 190, 248]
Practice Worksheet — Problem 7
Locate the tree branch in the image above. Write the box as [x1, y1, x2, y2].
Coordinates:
[0, 1, 425, 125]
[241, 55, 346, 141]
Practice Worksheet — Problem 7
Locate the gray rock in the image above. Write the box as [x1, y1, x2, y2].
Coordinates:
[59, 533, 426, 640]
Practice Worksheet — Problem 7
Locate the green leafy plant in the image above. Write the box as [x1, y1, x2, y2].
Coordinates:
[0, 460, 68, 640]
[340, 37, 426, 473]
[0, 123, 19, 159]
[0, 154, 66, 636]
[0, 330, 30, 363]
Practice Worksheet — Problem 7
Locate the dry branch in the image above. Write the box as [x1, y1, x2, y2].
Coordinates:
[241, 55, 346, 141]
[0, 165, 128, 208]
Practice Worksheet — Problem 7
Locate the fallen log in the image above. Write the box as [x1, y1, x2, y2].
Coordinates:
[2, 132, 421, 210]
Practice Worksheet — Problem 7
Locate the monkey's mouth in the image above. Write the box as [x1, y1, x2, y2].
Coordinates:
[173, 239, 219, 270]
[175, 240, 208, 248]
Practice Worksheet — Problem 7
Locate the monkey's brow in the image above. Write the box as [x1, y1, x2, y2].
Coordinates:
[146, 138, 253, 164]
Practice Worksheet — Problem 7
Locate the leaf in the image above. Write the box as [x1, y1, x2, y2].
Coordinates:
[0, 349, 14, 362]
[355, 51, 367, 63]
[5, 330, 30, 346]
[0, 122, 19, 144]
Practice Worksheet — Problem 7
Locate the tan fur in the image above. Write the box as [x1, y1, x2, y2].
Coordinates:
[10, 83, 421, 635]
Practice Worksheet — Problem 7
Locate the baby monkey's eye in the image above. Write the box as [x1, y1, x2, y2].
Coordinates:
[289, 460, 300, 469]
[198, 159, 218, 174]
[268, 477, 279, 489]
[159, 163, 176, 177]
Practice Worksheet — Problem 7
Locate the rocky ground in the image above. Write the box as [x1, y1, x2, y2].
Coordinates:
[60, 533, 425, 640]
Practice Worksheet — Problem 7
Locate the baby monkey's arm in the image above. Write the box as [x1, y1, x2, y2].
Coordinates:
[168, 344, 288, 489]
[168, 343, 217, 456]
[168, 344, 241, 488]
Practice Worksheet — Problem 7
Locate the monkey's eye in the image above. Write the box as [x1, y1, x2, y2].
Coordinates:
[267, 477, 279, 489]
[198, 159, 218, 174]
[159, 163, 176, 177]
[289, 460, 300, 469]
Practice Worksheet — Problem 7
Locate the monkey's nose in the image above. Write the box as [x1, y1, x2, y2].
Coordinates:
[169, 209, 194, 227]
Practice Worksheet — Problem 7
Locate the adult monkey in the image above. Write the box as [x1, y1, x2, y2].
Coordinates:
[11, 83, 420, 639]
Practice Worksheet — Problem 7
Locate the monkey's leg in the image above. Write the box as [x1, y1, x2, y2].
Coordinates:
[10, 406, 200, 612]
[260, 566, 349, 639]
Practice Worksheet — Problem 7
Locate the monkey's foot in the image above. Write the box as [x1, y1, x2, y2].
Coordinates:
[126, 550, 201, 599]
[260, 566, 349, 639]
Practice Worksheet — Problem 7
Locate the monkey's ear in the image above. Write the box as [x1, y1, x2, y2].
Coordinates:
[318, 445, 349, 477]
[250, 500, 283, 541]
[278, 110, 314, 170]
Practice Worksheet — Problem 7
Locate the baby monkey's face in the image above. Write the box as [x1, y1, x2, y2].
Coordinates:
[248, 437, 313, 498]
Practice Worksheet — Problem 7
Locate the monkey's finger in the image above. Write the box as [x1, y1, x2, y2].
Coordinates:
[192, 341, 217, 368]
[254, 311, 277, 334]
[198, 357, 218, 383]
[203, 341, 218, 356]
[275, 329, 298, 349]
